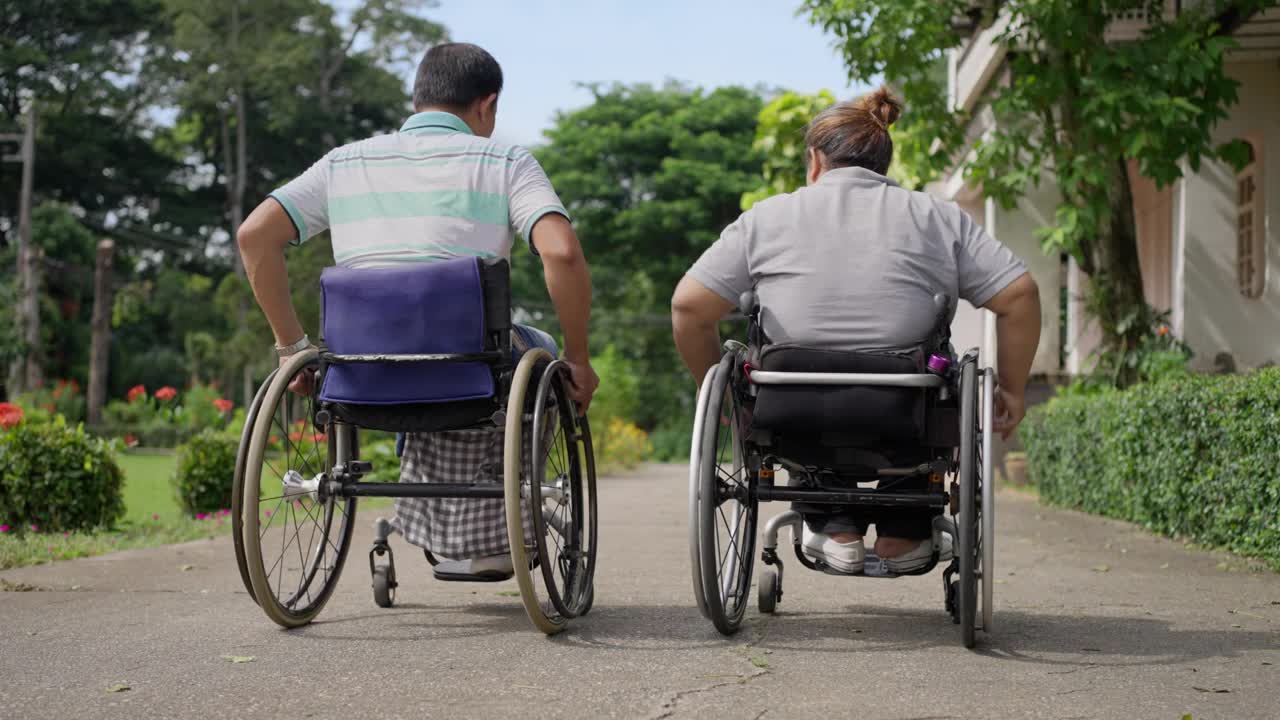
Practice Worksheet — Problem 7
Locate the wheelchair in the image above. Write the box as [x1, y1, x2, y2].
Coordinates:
[688, 292, 995, 647]
[232, 257, 597, 635]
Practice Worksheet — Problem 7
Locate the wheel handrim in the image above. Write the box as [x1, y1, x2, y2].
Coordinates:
[957, 361, 979, 647]
[699, 357, 756, 631]
[531, 360, 597, 619]
[242, 352, 356, 625]
[233, 367, 278, 605]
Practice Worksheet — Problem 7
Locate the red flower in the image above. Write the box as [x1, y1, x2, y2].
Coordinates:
[212, 398, 234, 413]
[155, 386, 178, 402]
[288, 431, 304, 442]
[311, 432, 327, 443]
[0, 402, 23, 429]
[127, 385, 147, 402]
[1156, 325, 1170, 337]
[124, 434, 139, 448]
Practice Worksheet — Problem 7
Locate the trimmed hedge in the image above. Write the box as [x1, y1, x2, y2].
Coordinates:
[173, 429, 237, 515]
[1022, 368, 1280, 568]
[0, 418, 125, 532]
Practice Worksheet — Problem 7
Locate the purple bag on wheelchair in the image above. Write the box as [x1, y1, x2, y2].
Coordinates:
[318, 257, 495, 405]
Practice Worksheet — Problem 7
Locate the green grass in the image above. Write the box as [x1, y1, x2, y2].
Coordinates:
[116, 452, 183, 523]
[0, 515, 231, 571]
[1, 448, 393, 570]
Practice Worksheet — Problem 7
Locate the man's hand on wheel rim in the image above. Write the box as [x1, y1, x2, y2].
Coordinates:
[280, 354, 316, 397]
[562, 359, 599, 416]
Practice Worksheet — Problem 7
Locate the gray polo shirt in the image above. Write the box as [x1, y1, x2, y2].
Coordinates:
[688, 167, 1026, 352]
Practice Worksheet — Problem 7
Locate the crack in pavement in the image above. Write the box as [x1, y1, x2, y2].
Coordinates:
[647, 667, 770, 720]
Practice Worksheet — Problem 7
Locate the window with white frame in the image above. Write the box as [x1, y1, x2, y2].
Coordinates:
[1237, 137, 1265, 299]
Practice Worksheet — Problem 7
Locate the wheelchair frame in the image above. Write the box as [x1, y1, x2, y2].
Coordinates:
[232, 260, 597, 636]
[689, 322, 995, 648]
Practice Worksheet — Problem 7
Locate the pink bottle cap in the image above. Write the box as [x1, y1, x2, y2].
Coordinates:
[927, 354, 951, 374]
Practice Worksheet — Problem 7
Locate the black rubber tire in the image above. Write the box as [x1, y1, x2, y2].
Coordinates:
[529, 360, 598, 620]
[958, 361, 979, 648]
[372, 565, 395, 608]
[240, 351, 357, 628]
[233, 368, 278, 605]
[698, 351, 757, 636]
[758, 568, 778, 614]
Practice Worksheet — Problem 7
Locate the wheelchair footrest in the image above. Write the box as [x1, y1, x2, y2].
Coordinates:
[431, 559, 514, 583]
[815, 551, 939, 579]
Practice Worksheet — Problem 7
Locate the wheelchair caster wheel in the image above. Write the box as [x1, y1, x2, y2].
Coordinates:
[758, 569, 779, 614]
[372, 564, 396, 608]
[947, 580, 959, 624]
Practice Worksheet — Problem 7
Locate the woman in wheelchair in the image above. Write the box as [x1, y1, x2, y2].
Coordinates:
[673, 86, 1041, 614]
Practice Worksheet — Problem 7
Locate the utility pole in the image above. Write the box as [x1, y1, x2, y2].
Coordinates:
[2, 104, 39, 395]
[87, 239, 114, 426]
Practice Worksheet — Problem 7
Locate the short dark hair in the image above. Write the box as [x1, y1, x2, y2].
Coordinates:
[412, 43, 503, 110]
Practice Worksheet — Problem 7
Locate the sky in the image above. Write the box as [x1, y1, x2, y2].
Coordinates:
[423, 0, 871, 146]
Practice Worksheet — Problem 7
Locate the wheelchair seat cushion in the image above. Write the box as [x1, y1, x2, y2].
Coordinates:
[750, 345, 926, 442]
[319, 257, 495, 405]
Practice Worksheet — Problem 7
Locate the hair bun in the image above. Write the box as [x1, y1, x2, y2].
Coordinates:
[862, 85, 902, 128]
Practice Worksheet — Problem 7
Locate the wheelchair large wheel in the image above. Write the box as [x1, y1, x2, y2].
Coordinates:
[957, 360, 980, 648]
[696, 351, 757, 636]
[980, 367, 996, 633]
[687, 364, 719, 620]
[239, 350, 358, 628]
[530, 358, 598, 620]
[505, 349, 597, 635]
[233, 367, 277, 605]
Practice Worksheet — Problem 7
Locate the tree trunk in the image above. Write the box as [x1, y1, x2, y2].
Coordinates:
[242, 363, 253, 410]
[1079, 157, 1149, 386]
[13, 103, 40, 394]
[87, 239, 114, 425]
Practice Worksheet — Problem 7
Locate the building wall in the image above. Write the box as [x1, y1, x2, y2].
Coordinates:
[995, 185, 1063, 375]
[1180, 60, 1280, 370]
[940, 181, 1063, 376]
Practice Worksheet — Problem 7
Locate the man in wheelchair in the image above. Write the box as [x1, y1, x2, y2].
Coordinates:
[237, 43, 597, 581]
[672, 86, 1041, 577]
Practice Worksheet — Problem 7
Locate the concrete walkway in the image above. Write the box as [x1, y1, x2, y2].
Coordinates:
[2, 464, 1277, 719]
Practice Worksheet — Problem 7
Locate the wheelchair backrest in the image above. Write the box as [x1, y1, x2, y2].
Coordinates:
[318, 257, 510, 405]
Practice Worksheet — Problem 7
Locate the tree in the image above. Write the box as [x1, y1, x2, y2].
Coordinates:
[803, 0, 1277, 385]
[741, 90, 835, 209]
[532, 83, 763, 428]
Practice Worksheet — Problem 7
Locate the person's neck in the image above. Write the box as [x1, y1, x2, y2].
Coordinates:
[416, 106, 481, 135]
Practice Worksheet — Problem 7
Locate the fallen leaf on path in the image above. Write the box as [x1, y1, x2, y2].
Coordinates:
[179, 564, 193, 571]
[1192, 687, 1230, 694]
[1159, 563, 1170, 569]
[1091, 565, 1111, 573]
[749, 655, 769, 669]
[496, 591, 519, 597]
[1230, 624, 1242, 628]
[995, 579, 1007, 585]
[222, 655, 256, 664]
[106, 683, 130, 693]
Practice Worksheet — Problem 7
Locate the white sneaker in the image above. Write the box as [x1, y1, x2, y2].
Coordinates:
[883, 534, 953, 574]
[801, 526, 865, 574]
[470, 553, 514, 576]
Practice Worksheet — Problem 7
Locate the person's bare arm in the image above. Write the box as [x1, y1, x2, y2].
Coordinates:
[671, 275, 735, 388]
[238, 199, 306, 347]
[238, 199, 312, 392]
[981, 272, 1041, 438]
[529, 213, 598, 412]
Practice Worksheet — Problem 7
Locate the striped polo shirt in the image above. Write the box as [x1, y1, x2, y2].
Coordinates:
[269, 111, 569, 268]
